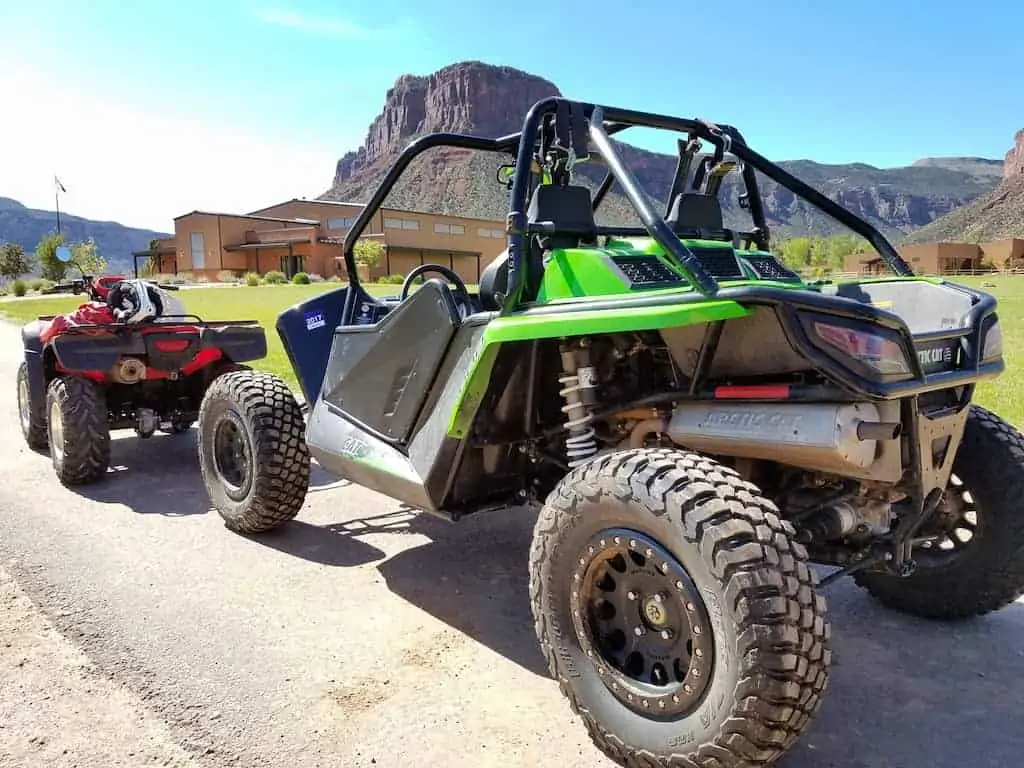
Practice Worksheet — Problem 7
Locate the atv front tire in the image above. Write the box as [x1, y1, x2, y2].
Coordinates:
[45, 376, 111, 485]
[17, 361, 48, 450]
[197, 370, 310, 533]
[530, 448, 830, 768]
[854, 404, 1024, 619]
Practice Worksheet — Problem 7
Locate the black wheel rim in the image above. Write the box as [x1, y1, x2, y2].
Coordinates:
[914, 473, 982, 564]
[571, 528, 715, 717]
[212, 412, 253, 502]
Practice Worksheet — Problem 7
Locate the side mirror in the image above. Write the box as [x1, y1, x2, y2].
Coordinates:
[496, 163, 515, 190]
[56, 246, 73, 263]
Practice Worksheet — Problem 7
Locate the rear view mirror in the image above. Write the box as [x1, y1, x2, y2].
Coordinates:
[56, 246, 72, 263]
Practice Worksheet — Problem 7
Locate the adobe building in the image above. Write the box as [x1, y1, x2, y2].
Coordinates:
[844, 242, 983, 276]
[132, 199, 509, 283]
[844, 238, 1024, 276]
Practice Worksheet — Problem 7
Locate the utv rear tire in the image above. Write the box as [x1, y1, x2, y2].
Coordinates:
[197, 370, 309, 533]
[854, 405, 1024, 620]
[45, 376, 111, 486]
[530, 448, 830, 768]
[17, 361, 48, 450]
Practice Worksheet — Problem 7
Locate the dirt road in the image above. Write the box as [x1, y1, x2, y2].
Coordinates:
[1, 319, 1023, 768]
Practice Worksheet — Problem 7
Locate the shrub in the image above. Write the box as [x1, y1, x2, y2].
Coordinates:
[28, 278, 44, 291]
[263, 270, 287, 285]
[292, 271, 311, 285]
[11, 279, 27, 297]
[36, 278, 54, 293]
[243, 272, 261, 286]
[216, 269, 239, 283]
[379, 273, 405, 284]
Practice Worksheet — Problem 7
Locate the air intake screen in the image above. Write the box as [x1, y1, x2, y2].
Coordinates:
[687, 246, 744, 280]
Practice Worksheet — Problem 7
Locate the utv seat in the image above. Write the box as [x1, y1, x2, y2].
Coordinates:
[479, 184, 597, 311]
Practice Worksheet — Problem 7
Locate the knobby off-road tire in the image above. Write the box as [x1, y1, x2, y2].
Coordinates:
[530, 447, 830, 768]
[854, 404, 1024, 620]
[45, 376, 111, 486]
[197, 370, 310, 534]
[17, 361, 48, 450]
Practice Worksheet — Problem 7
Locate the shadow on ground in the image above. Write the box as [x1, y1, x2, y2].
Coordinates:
[70, 430, 342, 516]
[249, 503, 1024, 766]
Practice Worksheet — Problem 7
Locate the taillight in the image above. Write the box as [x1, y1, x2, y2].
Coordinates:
[982, 318, 1003, 362]
[810, 320, 912, 377]
[153, 339, 190, 353]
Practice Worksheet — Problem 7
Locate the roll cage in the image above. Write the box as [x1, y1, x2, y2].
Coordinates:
[338, 97, 915, 318]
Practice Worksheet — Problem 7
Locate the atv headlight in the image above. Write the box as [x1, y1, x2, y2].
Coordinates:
[808, 318, 913, 378]
[982, 319, 1003, 362]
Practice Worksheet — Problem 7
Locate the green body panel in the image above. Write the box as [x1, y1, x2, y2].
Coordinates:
[446, 238, 936, 438]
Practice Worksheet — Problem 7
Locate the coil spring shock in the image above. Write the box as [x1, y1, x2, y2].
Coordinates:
[559, 342, 599, 468]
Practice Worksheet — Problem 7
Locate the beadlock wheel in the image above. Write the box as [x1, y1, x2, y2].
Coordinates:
[573, 528, 715, 717]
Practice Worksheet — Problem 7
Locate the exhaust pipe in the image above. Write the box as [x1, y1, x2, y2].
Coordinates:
[665, 401, 898, 474]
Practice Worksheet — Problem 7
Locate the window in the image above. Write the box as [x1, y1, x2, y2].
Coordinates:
[434, 222, 466, 235]
[189, 231, 205, 269]
[327, 216, 357, 230]
[476, 227, 506, 239]
[384, 217, 420, 230]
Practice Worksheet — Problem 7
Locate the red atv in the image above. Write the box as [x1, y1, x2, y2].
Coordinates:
[15, 254, 267, 486]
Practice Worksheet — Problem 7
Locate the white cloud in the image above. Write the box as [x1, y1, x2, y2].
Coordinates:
[253, 8, 379, 39]
[0, 59, 346, 233]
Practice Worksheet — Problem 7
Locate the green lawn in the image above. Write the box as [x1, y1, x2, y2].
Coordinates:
[2, 276, 1022, 425]
[0, 283, 402, 391]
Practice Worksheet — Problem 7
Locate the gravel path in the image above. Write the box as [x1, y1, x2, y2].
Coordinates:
[1, 319, 1023, 768]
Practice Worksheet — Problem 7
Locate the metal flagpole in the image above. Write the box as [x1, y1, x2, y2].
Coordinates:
[54, 175, 66, 234]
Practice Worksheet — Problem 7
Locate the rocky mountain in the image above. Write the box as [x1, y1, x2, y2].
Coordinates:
[0, 197, 169, 275]
[905, 130, 1024, 244]
[321, 61, 1002, 240]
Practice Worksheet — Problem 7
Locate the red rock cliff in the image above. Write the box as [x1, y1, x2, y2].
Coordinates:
[332, 61, 561, 186]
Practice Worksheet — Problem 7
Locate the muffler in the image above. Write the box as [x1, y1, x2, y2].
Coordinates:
[665, 401, 900, 474]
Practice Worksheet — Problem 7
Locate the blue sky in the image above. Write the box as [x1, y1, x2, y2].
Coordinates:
[0, 0, 1020, 230]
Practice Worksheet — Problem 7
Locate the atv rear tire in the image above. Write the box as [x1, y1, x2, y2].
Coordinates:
[17, 361, 48, 450]
[45, 376, 111, 485]
[530, 448, 830, 768]
[854, 404, 1024, 620]
[197, 370, 309, 533]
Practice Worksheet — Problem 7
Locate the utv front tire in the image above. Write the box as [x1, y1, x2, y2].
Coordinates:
[197, 370, 310, 533]
[46, 376, 111, 485]
[855, 404, 1024, 619]
[530, 448, 830, 768]
[17, 361, 48, 450]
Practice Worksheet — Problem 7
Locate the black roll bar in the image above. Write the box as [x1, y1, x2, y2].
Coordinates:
[586, 107, 720, 296]
[338, 97, 915, 315]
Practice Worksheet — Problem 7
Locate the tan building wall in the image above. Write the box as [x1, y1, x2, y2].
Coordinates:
[164, 198, 508, 282]
[979, 238, 1024, 270]
[844, 242, 982, 276]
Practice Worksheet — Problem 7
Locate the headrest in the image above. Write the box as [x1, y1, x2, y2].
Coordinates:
[666, 192, 724, 232]
[527, 184, 596, 235]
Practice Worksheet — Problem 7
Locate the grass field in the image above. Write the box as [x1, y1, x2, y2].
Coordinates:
[0, 283, 401, 391]
[1, 276, 1022, 425]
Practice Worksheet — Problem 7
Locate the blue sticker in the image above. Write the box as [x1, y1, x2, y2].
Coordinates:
[304, 311, 326, 331]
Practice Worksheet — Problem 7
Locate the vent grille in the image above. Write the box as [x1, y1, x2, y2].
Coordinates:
[742, 254, 801, 281]
[610, 256, 684, 288]
[688, 246, 744, 280]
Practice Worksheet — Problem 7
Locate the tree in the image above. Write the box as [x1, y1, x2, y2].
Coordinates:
[72, 237, 107, 275]
[0, 242, 34, 282]
[353, 239, 385, 269]
[36, 232, 67, 281]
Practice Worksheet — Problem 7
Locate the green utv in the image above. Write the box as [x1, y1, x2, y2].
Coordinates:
[197, 98, 1020, 766]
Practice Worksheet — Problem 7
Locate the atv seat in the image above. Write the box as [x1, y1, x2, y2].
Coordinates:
[479, 183, 597, 311]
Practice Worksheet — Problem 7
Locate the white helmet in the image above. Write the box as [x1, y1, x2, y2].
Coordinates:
[106, 279, 162, 324]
